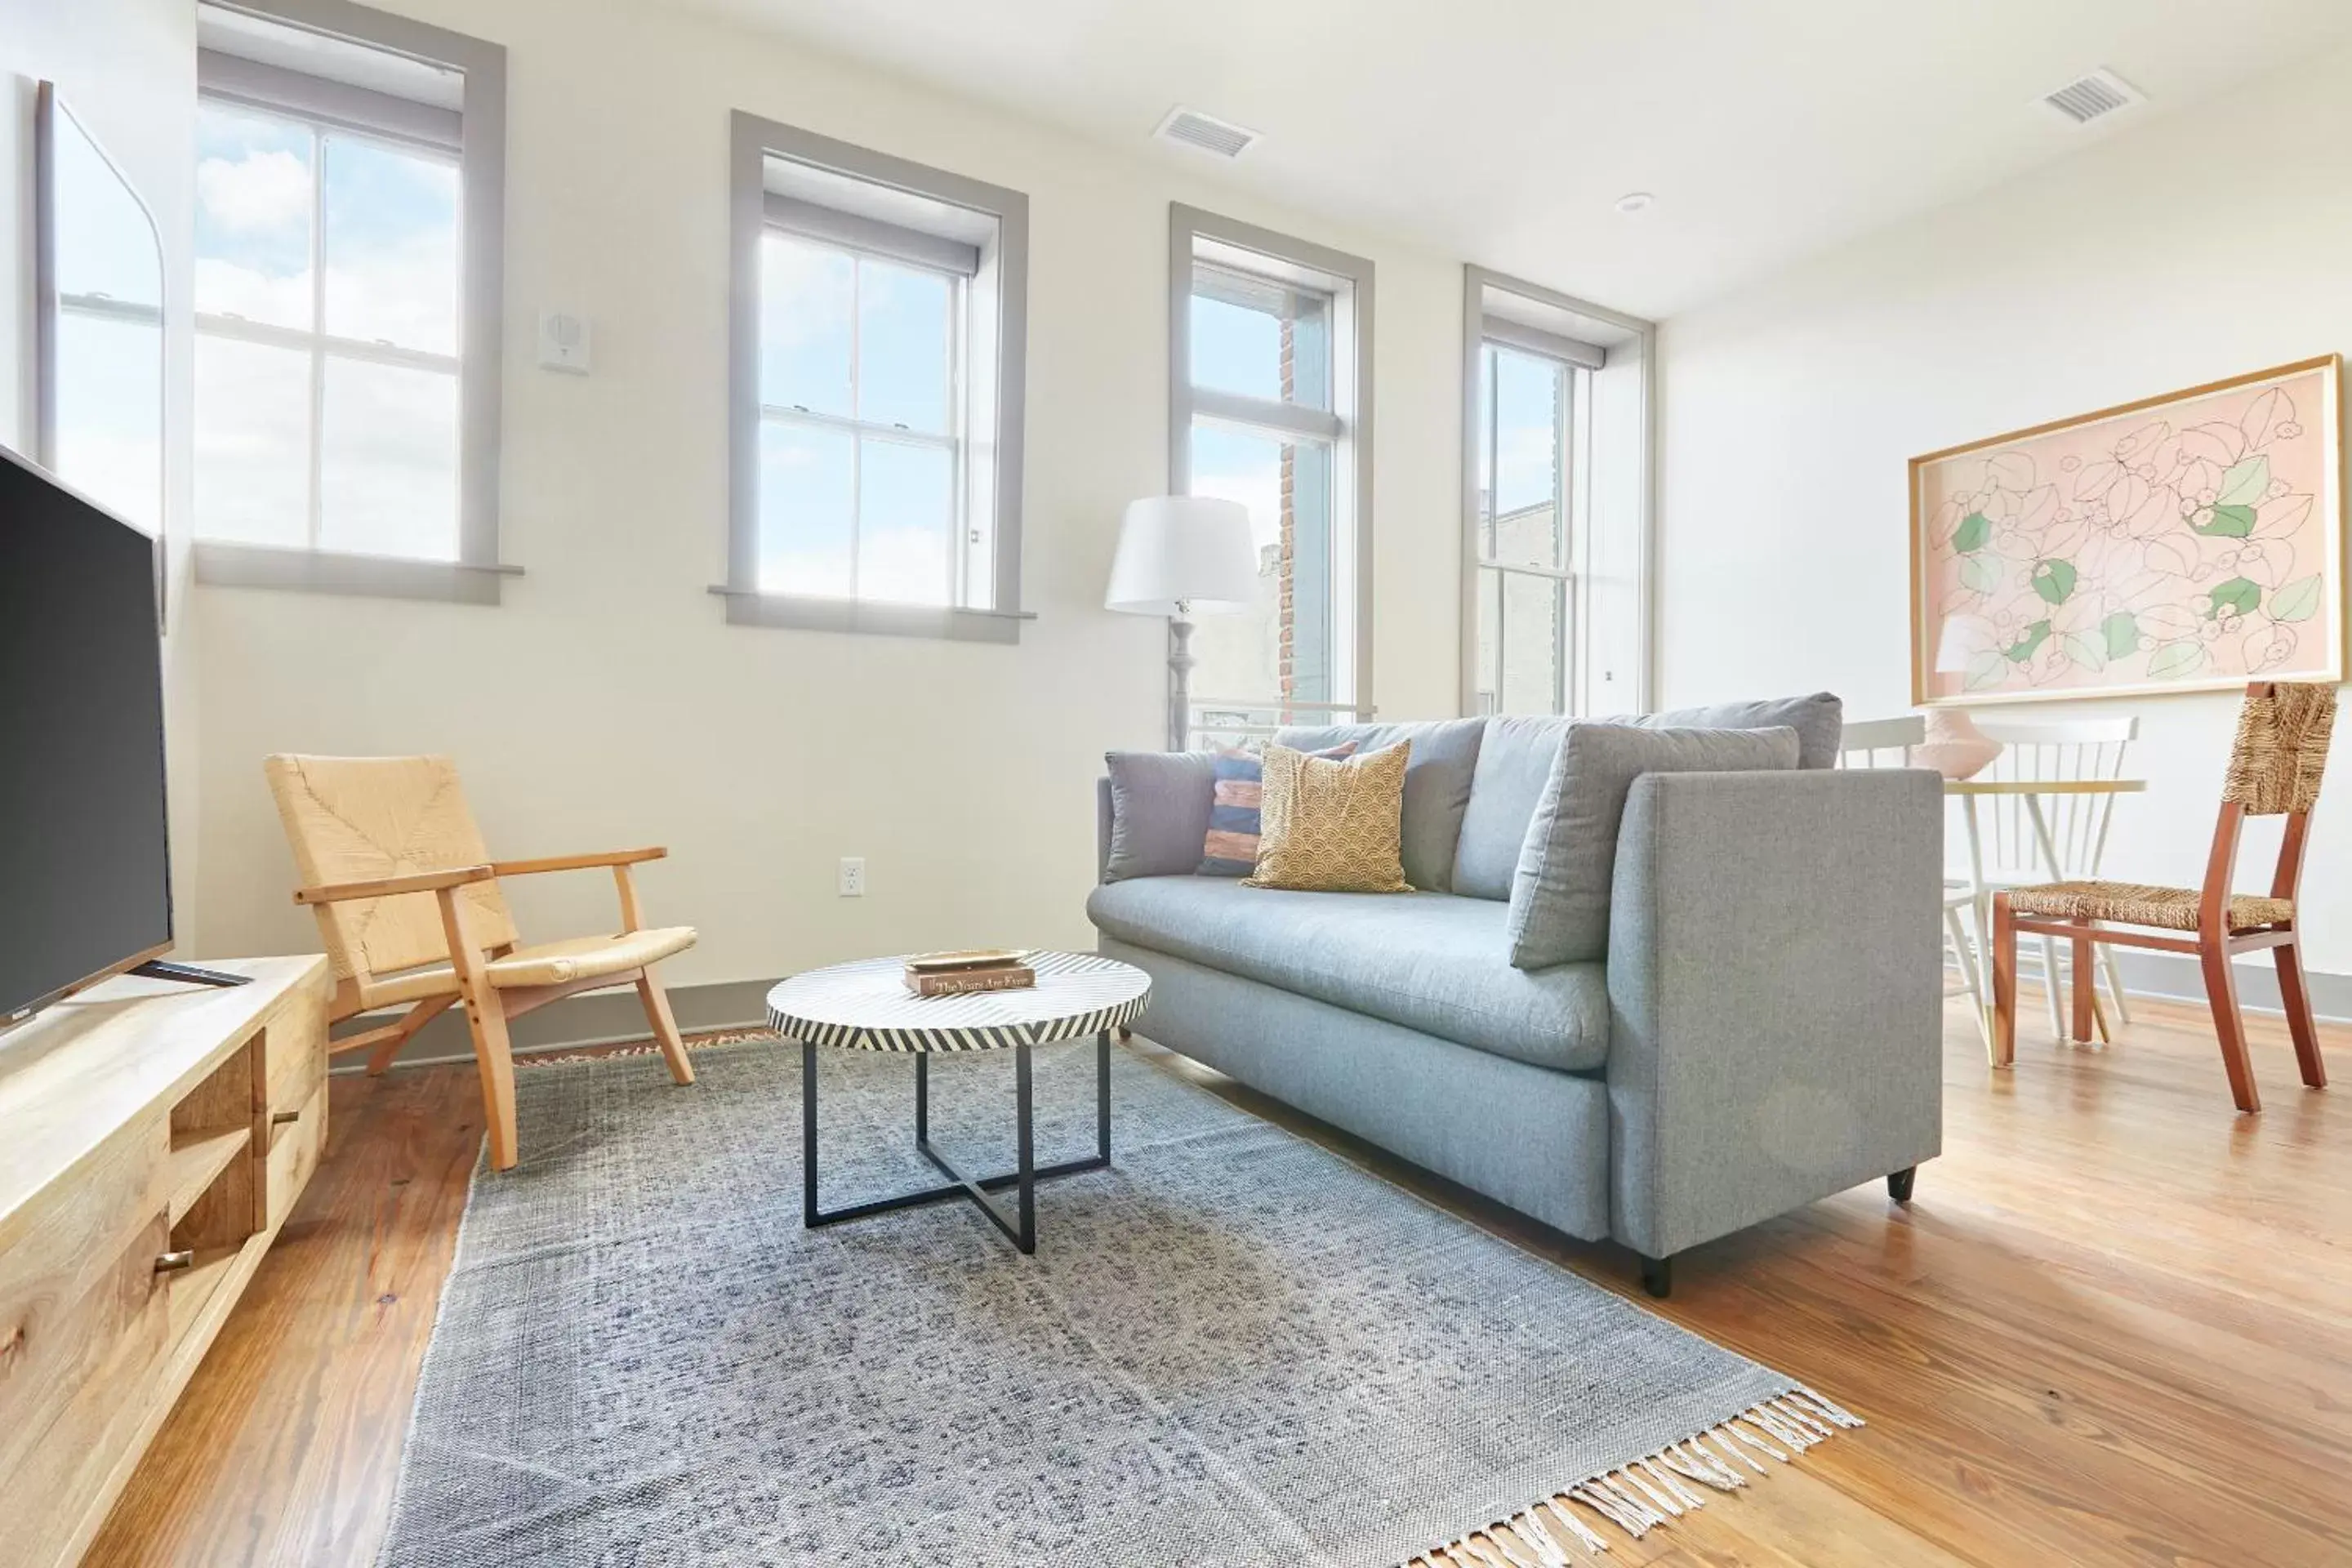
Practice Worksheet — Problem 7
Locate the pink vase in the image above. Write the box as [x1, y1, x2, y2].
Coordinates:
[1915, 708, 2002, 780]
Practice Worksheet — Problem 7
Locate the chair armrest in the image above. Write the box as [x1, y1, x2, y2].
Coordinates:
[490, 847, 668, 878]
[294, 865, 496, 905]
[1604, 768, 1945, 1259]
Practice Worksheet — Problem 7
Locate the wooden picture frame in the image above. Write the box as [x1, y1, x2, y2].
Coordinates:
[1910, 354, 2345, 706]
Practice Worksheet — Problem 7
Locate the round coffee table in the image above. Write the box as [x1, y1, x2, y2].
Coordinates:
[767, 951, 1151, 1254]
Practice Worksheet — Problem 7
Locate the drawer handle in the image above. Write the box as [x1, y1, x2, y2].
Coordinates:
[154, 1250, 195, 1273]
[271, 1109, 301, 1125]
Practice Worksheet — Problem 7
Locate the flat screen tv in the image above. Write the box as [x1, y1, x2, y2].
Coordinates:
[0, 439, 173, 1027]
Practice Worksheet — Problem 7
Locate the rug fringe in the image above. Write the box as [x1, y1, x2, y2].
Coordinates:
[1401, 1390, 1863, 1566]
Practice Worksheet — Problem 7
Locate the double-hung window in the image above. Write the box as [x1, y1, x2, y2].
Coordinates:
[190, 0, 506, 603]
[1171, 206, 1372, 740]
[725, 114, 1029, 642]
[1463, 268, 1653, 716]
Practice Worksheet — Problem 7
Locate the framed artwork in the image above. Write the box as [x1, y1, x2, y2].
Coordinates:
[1911, 354, 2343, 706]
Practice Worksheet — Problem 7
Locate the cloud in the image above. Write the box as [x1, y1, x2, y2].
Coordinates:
[196, 148, 310, 235]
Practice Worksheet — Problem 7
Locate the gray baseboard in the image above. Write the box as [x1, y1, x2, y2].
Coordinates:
[341, 978, 778, 1074]
[1998, 945, 2352, 1023]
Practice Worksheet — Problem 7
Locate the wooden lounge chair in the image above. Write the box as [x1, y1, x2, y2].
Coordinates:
[265, 754, 697, 1167]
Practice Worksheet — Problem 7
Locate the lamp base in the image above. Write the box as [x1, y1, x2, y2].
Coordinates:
[1168, 614, 1195, 751]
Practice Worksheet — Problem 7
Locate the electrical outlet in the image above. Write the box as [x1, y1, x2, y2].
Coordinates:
[838, 857, 866, 897]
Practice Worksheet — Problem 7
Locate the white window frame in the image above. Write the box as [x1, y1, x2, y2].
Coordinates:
[1460, 265, 1653, 717]
[1169, 203, 1374, 733]
[189, 0, 510, 604]
[720, 112, 1030, 644]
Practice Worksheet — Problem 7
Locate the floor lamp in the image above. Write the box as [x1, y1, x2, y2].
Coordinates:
[1104, 496, 1261, 751]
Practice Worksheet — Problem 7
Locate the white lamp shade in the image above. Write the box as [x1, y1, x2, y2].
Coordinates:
[1103, 496, 1261, 615]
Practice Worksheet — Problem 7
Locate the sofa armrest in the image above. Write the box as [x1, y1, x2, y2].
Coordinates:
[1604, 768, 1944, 1259]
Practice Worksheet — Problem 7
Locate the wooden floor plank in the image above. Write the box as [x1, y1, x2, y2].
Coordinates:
[88, 992, 2352, 1566]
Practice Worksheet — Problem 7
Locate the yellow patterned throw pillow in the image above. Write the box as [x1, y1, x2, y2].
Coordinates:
[1241, 742, 1412, 893]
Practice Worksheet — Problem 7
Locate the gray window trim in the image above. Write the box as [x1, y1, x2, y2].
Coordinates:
[762, 194, 978, 278]
[1169, 203, 1374, 722]
[724, 109, 1029, 641]
[198, 49, 459, 149]
[1459, 265, 1654, 716]
[191, 0, 510, 604]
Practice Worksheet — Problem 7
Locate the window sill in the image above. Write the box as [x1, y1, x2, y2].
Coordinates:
[709, 586, 1032, 644]
[194, 542, 521, 605]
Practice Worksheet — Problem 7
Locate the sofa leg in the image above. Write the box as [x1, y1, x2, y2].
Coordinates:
[1639, 1254, 1673, 1298]
[1886, 1166, 1917, 1203]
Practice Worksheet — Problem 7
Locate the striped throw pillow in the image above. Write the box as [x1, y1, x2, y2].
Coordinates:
[1200, 742, 1357, 875]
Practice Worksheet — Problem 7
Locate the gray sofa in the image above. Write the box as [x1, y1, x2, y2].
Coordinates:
[1086, 698, 1944, 1296]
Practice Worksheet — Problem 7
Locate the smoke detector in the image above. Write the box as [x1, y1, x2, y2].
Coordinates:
[2039, 68, 2145, 126]
[1154, 106, 1260, 161]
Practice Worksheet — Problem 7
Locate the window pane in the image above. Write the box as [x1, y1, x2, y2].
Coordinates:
[758, 421, 853, 596]
[1186, 420, 1338, 706]
[320, 357, 459, 559]
[1499, 570, 1565, 715]
[194, 333, 310, 546]
[194, 103, 312, 331]
[55, 310, 163, 535]
[858, 438, 953, 605]
[856, 258, 950, 434]
[1189, 264, 1330, 410]
[761, 233, 853, 417]
[1473, 566, 1501, 715]
[1489, 346, 1563, 568]
[322, 132, 460, 354]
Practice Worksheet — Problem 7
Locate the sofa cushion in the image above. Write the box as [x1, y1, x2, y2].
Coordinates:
[1627, 692, 1842, 770]
[1450, 693, 1842, 898]
[1085, 875, 1608, 1072]
[1200, 742, 1358, 876]
[1274, 718, 1486, 891]
[1243, 742, 1411, 893]
[1506, 724, 1800, 969]
[1102, 751, 1215, 883]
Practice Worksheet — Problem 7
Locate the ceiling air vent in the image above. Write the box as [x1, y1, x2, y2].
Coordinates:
[1155, 106, 1259, 160]
[2039, 68, 2145, 126]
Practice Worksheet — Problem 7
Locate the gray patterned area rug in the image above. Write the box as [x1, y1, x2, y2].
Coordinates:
[380, 1039, 1858, 1568]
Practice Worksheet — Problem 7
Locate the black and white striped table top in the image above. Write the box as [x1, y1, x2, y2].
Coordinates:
[766, 951, 1152, 1054]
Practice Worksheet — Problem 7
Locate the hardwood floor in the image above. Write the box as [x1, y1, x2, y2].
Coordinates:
[87, 994, 2351, 1567]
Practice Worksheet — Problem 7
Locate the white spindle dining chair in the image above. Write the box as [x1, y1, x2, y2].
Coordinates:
[1963, 715, 2141, 1040]
[1839, 717, 1987, 1031]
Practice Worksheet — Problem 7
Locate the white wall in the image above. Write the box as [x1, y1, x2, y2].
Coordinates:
[188, 0, 1464, 989]
[1658, 42, 2352, 976]
[2, 0, 203, 955]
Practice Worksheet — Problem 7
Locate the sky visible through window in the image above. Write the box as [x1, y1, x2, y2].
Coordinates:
[759, 234, 959, 604]
[192, 100, 461, 560]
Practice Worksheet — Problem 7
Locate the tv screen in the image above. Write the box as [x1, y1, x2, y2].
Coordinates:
[0, 441, 172, 1026]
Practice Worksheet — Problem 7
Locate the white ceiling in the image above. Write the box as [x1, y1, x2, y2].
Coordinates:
[656, 0, 2352, 319]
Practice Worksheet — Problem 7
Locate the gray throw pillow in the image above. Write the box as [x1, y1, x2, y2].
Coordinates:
[1102, 751, 1215, 883]
[1611, 692, 1843, 770]
[1505, 724, 1801, 969]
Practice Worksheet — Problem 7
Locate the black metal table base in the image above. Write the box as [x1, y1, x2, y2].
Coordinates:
[801, 1031, 1112, 1254]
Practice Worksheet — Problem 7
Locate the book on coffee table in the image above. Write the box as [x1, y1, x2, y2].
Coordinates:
[903, 949, 1036, 996]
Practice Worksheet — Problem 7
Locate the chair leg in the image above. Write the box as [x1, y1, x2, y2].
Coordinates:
[635, 965, 697, 1086]
[1991, 896, 2019, 1067]
[2275, 941, 2328, 1089]
[365, 994, 457, 1076]
[2071, 934, 2096, 1045]
[2099, 944, 2133, 1025]
[461, 988, 522, 1170]
[2196, 938, 2261, 1114]
[2038, 934, 2065, 1041]
[1943, 907, 1983, 1003]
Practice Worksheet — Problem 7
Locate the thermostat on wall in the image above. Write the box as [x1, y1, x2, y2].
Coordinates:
[537, 310, 591, 373]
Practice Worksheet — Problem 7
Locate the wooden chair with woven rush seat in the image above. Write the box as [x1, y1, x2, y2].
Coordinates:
[265, 754, 698, 1168]
[1991, 682, 2335, 1113]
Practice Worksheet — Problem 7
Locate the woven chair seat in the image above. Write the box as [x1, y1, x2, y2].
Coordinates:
[2007, 880, 2293, 933]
